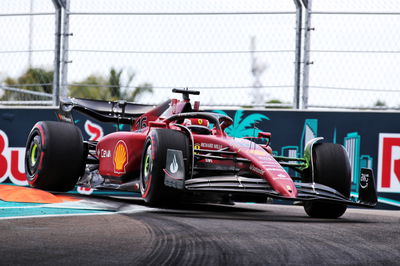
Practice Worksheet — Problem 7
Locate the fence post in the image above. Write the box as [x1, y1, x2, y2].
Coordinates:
[61, 0, 70, 98]
[301, 0, 312, 109]
[293, 0, 302, 109]
[51, 0, 63, 106]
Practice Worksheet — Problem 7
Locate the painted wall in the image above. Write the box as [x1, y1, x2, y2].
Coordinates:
[0, 108, 399, 208]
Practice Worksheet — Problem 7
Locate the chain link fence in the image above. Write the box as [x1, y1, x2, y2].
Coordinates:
[0, 0, 56, 105]
[303, 0, 400, 109]
[1, 0, 400, 109]
[64, 1, 297, 107]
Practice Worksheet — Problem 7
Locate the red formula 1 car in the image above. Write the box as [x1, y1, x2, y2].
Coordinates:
[25, 89, 377, 218]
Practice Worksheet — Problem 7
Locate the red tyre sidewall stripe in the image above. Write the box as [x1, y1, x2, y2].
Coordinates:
[29, 123, 45, 184]
[142, 174, 152, 198]
[36, 123, 45, 145]
[150, 135, 156, 160]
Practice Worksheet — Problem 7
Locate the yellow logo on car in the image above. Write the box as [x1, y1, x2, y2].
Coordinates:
[113, 140, 128, 174]
[194, 143, 201, 154]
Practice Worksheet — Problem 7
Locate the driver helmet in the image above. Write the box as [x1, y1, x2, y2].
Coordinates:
[183, 118, 210, 128]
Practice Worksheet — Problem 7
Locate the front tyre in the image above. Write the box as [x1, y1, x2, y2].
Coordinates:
[25, 121, 85, 192]
[140, 129, 189, 205]
[304, 143, 351, 218]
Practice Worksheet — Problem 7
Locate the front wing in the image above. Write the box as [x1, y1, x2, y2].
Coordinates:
[180, 168, 377, 208]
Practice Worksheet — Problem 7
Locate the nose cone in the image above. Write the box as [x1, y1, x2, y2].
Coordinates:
[275, 182, 298, 198]
[233, 142, 298, 198]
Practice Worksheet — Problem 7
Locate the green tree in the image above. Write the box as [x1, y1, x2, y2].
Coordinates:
[2, 68, 53, 101]
[374, 100, 386, 107]
[69, 74, 111, 100]
[1, 67, 153, 102]
[266, 99, 282, 104]
[265, 99, 292, 109]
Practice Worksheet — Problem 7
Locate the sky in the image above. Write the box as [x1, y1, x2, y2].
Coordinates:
[1, 0, 400, 108]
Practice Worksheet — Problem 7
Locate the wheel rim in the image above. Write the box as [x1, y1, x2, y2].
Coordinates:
[30, 143, 38, 166]
[141, 144, 153, 192]
[26, 134, 41, 176]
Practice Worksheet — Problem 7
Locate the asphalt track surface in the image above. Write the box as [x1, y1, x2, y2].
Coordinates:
[1, 196, 399, 266]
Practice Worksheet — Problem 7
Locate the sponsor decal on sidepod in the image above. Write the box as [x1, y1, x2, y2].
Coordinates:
[113, 140, 128, 174]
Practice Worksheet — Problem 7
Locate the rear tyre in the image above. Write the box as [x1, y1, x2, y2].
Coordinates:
[304, 143, 351, 218]
[25, 121, 85, 192]
[140, 129, 189, 205]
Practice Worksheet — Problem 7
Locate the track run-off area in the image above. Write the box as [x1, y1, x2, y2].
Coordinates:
[0, 185, 399, 265]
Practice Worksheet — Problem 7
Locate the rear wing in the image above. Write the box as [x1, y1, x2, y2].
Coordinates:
[56, 97, 155, 125]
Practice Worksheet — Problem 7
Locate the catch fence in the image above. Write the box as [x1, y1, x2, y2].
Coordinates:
[1, 0, 400, 109]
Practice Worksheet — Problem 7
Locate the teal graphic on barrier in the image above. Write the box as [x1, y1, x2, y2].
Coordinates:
[213, 110, 269, 138]
[300, 119, 318, 154]
[344, 132, 361, 192]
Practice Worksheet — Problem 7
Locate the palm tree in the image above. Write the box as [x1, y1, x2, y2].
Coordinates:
[128, 83, 153, 102]
[107, 67, 153, 102]
[108, 68, 123, 99]
[69, 67, 153, 101]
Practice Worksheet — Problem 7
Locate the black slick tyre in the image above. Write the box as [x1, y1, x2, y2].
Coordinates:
[25, 121, 85, 192]
[140, 129, 189, 205]
[304, 143, 351, 218]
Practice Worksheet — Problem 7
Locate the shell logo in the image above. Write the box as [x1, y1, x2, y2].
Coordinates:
[113, 140, 128, 174]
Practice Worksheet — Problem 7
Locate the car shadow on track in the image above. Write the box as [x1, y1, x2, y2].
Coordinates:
[147, 208, 372, 224]
[71, 194, 372, 224]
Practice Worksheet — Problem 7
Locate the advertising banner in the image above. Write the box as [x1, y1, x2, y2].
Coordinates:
[1, 107, 399, 208]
